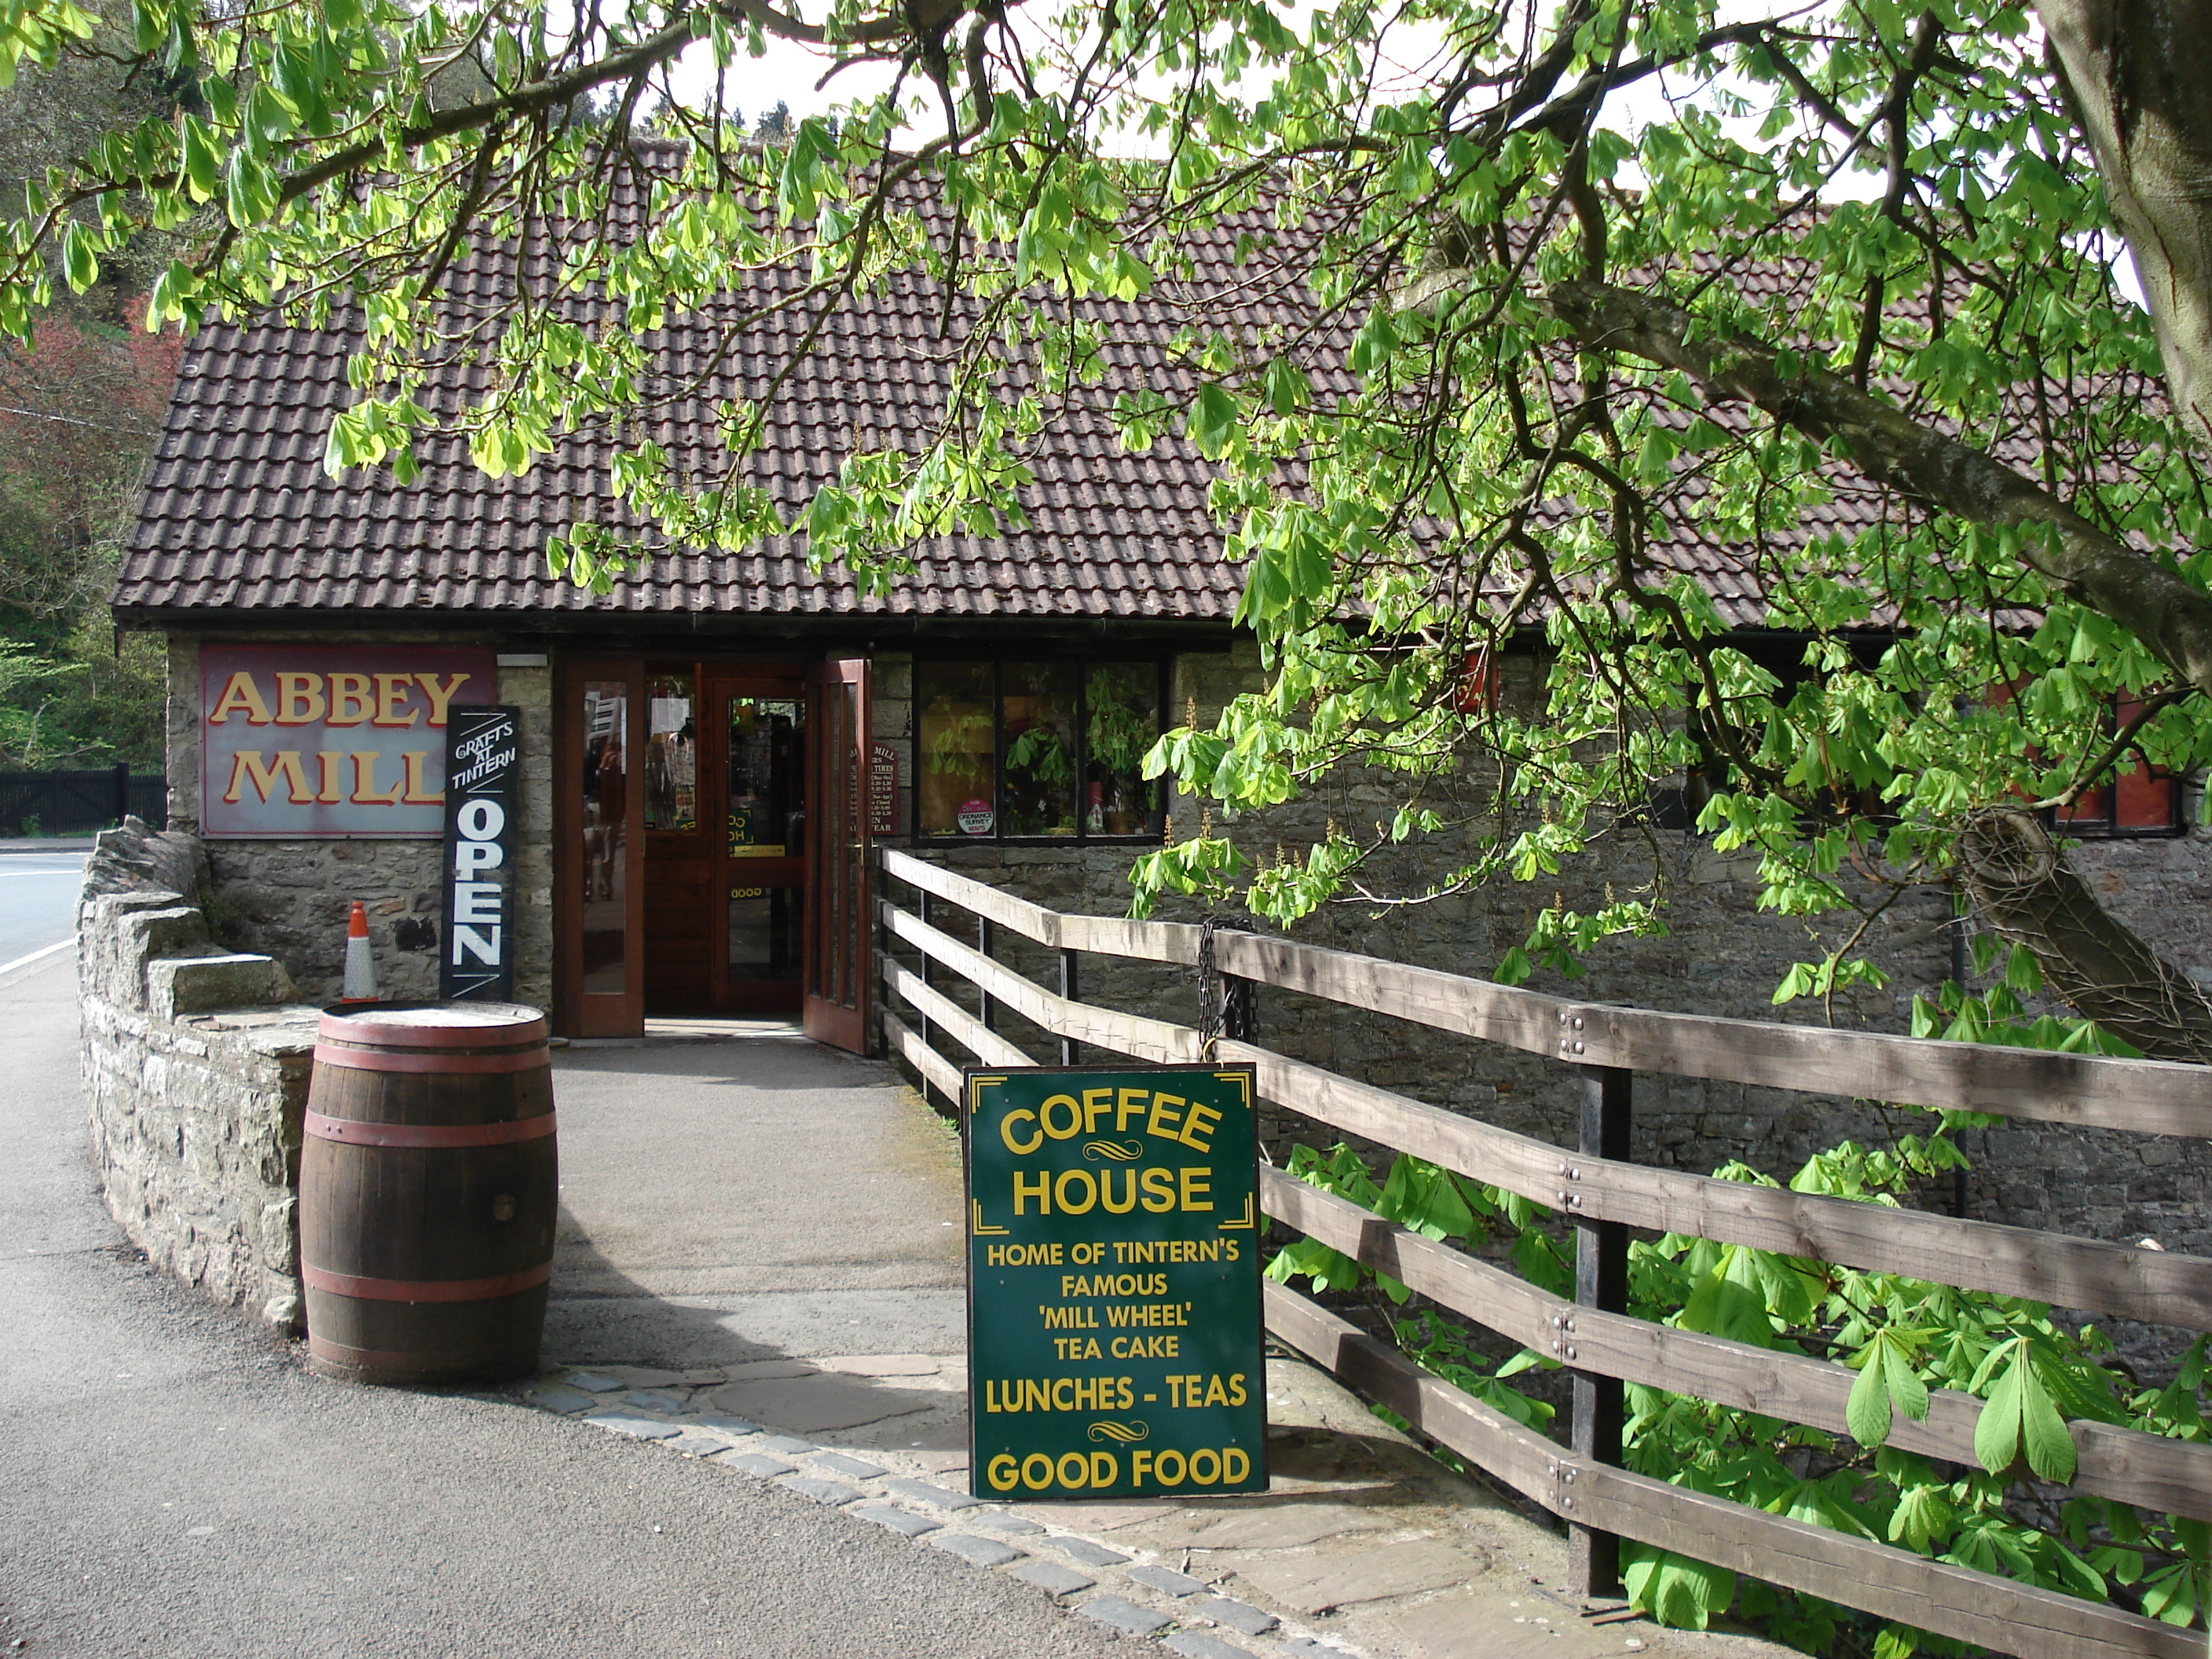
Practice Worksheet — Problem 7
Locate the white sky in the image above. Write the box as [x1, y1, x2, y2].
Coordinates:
[648, 1, 2144, 305]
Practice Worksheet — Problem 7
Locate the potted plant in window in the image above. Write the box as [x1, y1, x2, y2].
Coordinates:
[1087, 688, 1154, 835]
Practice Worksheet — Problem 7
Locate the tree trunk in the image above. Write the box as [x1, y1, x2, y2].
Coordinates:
[1956, 806, 2212, 1063]
[2038, 0, 2212, 456]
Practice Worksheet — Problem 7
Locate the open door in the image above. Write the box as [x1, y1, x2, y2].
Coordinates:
[803, 657, 870, 1051]
[556, 657, 646, 1037]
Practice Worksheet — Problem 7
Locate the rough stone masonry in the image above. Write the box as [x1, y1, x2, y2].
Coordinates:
[78, 818, 319, 1328]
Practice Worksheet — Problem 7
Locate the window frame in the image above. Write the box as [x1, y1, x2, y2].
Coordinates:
[911, 656, 1170, 846]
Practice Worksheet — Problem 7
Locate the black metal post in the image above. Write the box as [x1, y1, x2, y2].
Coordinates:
[978, 916, 998, 1031]
[112, 760, 130, 827]
[1221, 972, 1254, 1045]
[1569, 1064, 1632, 1599]
[1058, 947, 1080, 1066]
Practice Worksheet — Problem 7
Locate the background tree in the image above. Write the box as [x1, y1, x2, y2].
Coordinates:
[2, 0, 2210, 1032]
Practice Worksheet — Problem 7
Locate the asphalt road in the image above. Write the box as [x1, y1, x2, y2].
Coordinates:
[0, 848, 84, 973]
[0, 949, 1133, 1659]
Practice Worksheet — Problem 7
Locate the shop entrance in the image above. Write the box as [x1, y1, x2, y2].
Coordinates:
[557, 657, 870, 1045]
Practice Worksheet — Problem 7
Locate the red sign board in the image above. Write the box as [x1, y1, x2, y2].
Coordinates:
[200, 645, 498, 838]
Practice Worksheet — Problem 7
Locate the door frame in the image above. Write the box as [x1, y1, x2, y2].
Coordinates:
[555, 656, 647, 1038]
[802, 657, 871, 1052]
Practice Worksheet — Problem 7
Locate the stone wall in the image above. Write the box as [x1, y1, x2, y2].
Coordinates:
[79, 819, 320, 1328]
[876, 639, 2212, 1280]
[163, 633, 555, 1007]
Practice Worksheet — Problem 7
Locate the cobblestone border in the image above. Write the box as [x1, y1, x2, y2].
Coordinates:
[515, 1364, 1364, 1659]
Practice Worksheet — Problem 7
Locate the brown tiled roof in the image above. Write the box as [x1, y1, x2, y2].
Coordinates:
[115, 158, 2116, 635]
[115, 151, 1344, 625]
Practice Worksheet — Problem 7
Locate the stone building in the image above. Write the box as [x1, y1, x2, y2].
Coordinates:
[112, 149, 2212, 1269]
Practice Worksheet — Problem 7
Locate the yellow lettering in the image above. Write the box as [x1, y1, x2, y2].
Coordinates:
[1055, 1170, 1098, 1214]
[987, 1455, 1018, 1490]
[1082, 1088, 1114, 1133]
[1180, 1102, 1222, 1152]
[372, 673, 419, 727]
[1098, 1169, 1137, 1214]
[400, 750, 441, 804]
[1115, 1087, 1149, 1132]
[350, 752, 402, 805]
[1138, 1166, 1176, 1213]
[273, 673, 325, 726]
[207, 672, 272, 726]
[1013, 1170, 1051, 1215]
[222, 750, 313, 805]
[1229, 1373, 1247, 1406]
[1147, 1093, 1185, 1141]
[1224, 1447, 1250, 1483]
[1038, 1093, 1082, 1140]
[328, 672, 373, 725]
[416, 671, 471, 727]
[999, 1108, 1042, 1155]
[1179, 1166, 1212, 1212]
[315, 752, 347, 804]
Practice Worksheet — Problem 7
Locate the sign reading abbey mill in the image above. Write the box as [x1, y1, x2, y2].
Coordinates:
[965, 1065, 1266, 1500]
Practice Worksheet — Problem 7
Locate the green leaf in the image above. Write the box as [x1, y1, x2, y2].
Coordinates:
[1185, 382, 1240, 460]
[178, 115, 221, 203]
[60, 221, 97, 292]
[1847, 1346, 1893, 1446]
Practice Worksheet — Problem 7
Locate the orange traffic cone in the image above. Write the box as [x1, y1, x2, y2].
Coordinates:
[339, 900, 380, 1002]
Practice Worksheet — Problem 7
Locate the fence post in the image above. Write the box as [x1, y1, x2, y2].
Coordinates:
[871, 850, 889, 1062]
[979, 916, 998, 1031]
[918, 890, 937, 1062]
[112, 760, 130, 827]
[1058, 948, 1080, 1066]
[1569, 1064, 1632, 1599]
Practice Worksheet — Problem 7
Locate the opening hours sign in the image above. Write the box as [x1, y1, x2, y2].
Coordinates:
[965, 1064, 1266, 1501]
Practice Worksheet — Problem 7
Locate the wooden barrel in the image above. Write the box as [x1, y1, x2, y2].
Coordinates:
[299, 1002, 557, 1386]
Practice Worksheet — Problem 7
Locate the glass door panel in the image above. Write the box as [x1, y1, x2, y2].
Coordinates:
[560, 659, 644, 1037]
[804, 658, 869, 1051]
[721, 688, 805, 1009]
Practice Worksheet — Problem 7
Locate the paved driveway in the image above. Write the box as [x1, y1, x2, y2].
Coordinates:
[0, 950, 1132, 1659]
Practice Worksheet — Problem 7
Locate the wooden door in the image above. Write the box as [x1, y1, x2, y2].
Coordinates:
[641, 667, 713, 1013]
[555, 657, 645, 1037]
[710, 671, 807, 1013]
[803, 658, 870, 1051]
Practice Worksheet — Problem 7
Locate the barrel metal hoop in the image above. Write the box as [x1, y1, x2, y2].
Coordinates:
[304, 1109, 557, 1148]
[313, 1043, 547, 1075]
[301, 1262, 553, 1302]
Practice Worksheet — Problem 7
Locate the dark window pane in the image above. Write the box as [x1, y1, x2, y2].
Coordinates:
[919, 662, 994, 836]
[727, 886, 801, 978]
[580, 681, 627, 993]
[1084, 663, 1159, 837]
[728, 696, 803, 856]
[1002, 661, 1079, 837]
[645, 672, 698, 832]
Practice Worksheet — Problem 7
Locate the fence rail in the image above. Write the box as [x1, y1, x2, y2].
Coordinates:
[0, 767, 164, 836]
[873, 848, 2212, 1659]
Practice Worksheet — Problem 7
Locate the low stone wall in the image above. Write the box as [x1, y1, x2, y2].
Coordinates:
[79, 819, 319, 1328]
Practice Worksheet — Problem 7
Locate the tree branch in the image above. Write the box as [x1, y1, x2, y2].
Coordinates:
[1539, 278, 2212, 699]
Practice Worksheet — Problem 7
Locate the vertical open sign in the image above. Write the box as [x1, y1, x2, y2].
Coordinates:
[439, 706, 521, 1001]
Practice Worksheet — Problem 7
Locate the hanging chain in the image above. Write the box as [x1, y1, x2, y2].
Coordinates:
[1194, 912, 1250, 1060]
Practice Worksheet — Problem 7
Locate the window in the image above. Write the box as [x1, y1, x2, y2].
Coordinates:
[916, 660, 1165, 841]
[2052, 694, 2187, 837]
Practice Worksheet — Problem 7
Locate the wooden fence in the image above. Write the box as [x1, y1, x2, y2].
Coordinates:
[873, 848, 2212, 1659]
[0, 767, 164, 835]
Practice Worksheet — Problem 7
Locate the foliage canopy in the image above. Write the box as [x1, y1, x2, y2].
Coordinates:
[8, 0, 2211, 1008]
